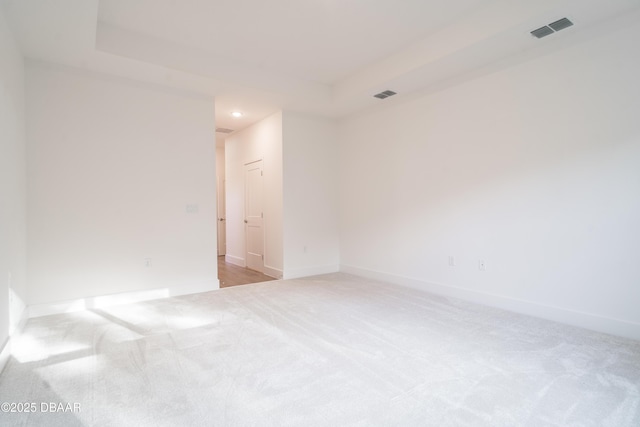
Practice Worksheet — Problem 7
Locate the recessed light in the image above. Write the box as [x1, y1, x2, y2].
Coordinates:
[231, 111, 243, 118]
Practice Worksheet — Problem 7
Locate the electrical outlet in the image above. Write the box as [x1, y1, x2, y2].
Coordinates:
[478, 260, 486, 271]
[144, 258, 152, 268]
[448, 256, 455, 267]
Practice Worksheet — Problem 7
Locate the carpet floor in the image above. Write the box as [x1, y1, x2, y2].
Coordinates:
[1, 273, 639, 426]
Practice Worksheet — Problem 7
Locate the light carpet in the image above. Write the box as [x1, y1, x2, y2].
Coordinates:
[1, 273, 639, 426]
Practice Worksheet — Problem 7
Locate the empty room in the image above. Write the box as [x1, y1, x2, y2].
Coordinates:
[1, 0, 640, 426]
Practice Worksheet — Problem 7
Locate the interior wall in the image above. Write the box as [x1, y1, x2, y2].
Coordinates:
[282, 112, 339, 279]
[225, 111, 283, 278]
[26, 63, 218, 306]
[0, 6, 27, 356]
[339, 21, 640, 339]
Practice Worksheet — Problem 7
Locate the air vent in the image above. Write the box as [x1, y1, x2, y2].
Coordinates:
[374, 90, 397, 100]
[531, 26, 554, 39]
[216, 128, 234, 134]
[549, 17, 573, 32]
[531, 17, 574, 39]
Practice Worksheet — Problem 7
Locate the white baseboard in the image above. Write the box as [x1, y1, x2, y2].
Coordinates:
[341, 264, 640, 341]
[283, 264, 340, 280]
[263, 265, 283, 280]
[172, 280, 220, 296]
[0, 306, 28, 374]
[28, 280, 219, 319]
[27, 279, 220, 318]
[224, 255, 282, 280]
[225, 254, 245, 267]
[28, 288, 170, 318]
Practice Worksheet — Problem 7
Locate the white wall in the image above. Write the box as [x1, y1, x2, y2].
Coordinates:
[26, 63, 218, 307]
[339, 21, 640, 339]
[283, 112, 339, 278]
[0, 6, 27, 366]
[225, 111, 283, 277]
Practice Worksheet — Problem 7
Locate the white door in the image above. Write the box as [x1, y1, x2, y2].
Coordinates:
[216, 175, 226, 255]
[245, 160, 264, 272]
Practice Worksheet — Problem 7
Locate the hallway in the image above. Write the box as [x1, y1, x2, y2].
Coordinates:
[218, 256, 277, 288]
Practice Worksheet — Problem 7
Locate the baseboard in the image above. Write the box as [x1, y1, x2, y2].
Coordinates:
[172, 279, 220, 296]
[28, 288, 170, 318]
[225, 255, 281, 279]
[225, 254, 245, 267]
[263, 265, 283, 279]
[0, 306, 28, 374]
[283, 264, 340, 280]
[341, 264, 640, 341]
[28, 279, 221, 318]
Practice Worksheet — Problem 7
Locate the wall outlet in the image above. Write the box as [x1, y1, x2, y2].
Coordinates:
[448, 256, 455, 267]
[144, 258, 152, 267]
[186, 204, 199, 214]
[478, 260, 486, 271]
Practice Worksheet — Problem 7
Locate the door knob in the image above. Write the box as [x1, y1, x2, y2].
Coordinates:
[218, 218, 225, 221]
[244, 219, 248, 223]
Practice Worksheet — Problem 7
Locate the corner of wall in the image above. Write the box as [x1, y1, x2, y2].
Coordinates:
[0, 3, 28, 374]
[0, 304, 28, 374]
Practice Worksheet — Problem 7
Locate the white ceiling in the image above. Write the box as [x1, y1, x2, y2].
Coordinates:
[3, 0, 640, 135]
[97, 0, 490, 85]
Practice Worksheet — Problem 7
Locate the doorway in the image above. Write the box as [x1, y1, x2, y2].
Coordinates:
[217, 257, 275, 288]
[244, 159, 264, 273]
[216, 151, 276, 288]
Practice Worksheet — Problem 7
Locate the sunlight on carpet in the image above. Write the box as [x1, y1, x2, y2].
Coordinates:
[1, 273, 639, 426]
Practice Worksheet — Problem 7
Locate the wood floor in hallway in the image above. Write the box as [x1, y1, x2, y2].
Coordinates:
[218, 255, 277, 288]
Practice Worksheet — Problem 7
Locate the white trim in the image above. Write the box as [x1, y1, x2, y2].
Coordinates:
[263, 265, 283, 279]
[225, 254, 245, 267]
[340, 264, 640, 341]
[28, 281, 220, 319]
[283, 264, 340, 280]
[28, 289, 170, 318]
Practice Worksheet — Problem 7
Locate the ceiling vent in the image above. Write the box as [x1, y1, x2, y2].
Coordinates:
[374, 90, 397, 100]
[549, 17, 573, 32]
[531, 17, 574, 39]
[531, 26, 554, 39]
[216, 127, 234, 134]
